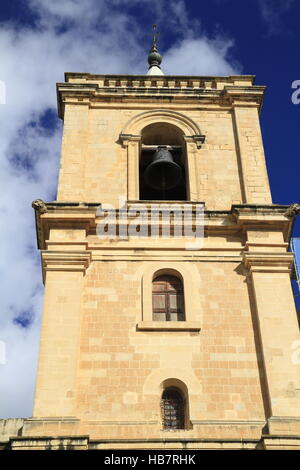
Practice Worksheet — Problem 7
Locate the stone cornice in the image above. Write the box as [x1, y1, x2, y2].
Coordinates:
[33, 202, 294, 251]
[232, 204, 291, 218]
[242, 252, 294, 274]
[64, 72, 256, 83]
[41, 250, 92, 282]
[233, 204, 296, 241]
[223, 86, 266, 111]
[56, 84, 219, 119]
[56, 74, 264, 119]
[245, 241, 289, 251]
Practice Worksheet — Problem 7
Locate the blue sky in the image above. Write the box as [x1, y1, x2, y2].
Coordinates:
[0, 0, 299, 417]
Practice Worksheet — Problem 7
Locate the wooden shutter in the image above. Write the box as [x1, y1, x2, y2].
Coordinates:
[152, 275, 185, 321]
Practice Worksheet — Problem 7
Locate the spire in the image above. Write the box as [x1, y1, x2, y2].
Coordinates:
[147, 24, 164, 76]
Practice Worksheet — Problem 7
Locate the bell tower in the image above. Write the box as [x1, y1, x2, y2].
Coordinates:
[7, 30, 300, 450]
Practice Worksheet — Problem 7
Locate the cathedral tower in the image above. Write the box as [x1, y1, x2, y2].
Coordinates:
[6, 33, 300, 450]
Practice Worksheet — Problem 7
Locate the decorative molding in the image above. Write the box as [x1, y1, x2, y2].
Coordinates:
[56, 75, 264, 118]
[268, 416, 300, 423]
[41, 250, 92, 282]
[223, 86, 265, 112]
[242, 252, 294, 274]
[184, 134, 206, 149]
[81, 420, 158, 426]
[10, 436, 88, 451]
[32, 199, 47, 214]
[267, 416, 300, 438]
[32, 203, 295, 253]
[136, 321, 201, 332]
[119, 133, 141, 148]
[244, 242, 289, 251]
[119, 133, 206, 149]
[121, 108, 203, 137]
[64, 72, 256, 84]
[232, 204, 294, 242]
[284, 203, 300, 218]
[232, 204, 291, 218]
[262, 436, 300, 450]
[24, 417, 80, 423]
[191, 420, 265, 427]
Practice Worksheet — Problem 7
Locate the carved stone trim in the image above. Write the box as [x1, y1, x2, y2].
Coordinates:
[41, 251, 92, 281]
[119, 133, 141, 148]
[10, 436, 88, 451]
[121, 108, 202, 137]
[32, 199, 47, 214]
[267, 416, 300, 437]
[223, 86, 265, 112]
[243, 252, 294, 274]
[119, 132, 206, 149]
[136, 321, 201, 332]
[284, 203, 300, 218]
[244, 242, 289, 251]
[262, 436, 300, 450]
[184, 134, 206, 149]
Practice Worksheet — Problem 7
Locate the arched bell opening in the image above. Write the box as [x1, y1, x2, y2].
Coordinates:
[139, 123, 188, 201]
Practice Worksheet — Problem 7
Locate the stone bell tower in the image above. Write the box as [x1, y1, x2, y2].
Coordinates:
[5, 30, 300, 450]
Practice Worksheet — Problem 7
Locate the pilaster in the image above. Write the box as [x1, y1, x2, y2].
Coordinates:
[33, 251, 91, 417]
[119, 133, 141, 201]
[232, 105, 272, 204]
[243, 251, 300, 434]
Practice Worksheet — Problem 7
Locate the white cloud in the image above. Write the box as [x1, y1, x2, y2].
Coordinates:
[164, 37, 238, 76]
[257, 0, 295, 35]
[0, 0, 239, 418]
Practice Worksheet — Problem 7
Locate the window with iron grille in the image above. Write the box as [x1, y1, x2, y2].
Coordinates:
[161, 387, 185, 430]
[152, 274, 185, 321]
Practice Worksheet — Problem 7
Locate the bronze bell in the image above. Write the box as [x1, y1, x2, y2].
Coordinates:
[144, 146, 182, 190]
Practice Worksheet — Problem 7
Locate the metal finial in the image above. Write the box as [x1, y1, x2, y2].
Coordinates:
[152, 24, 159, 49]
[148, 24, 162, 68]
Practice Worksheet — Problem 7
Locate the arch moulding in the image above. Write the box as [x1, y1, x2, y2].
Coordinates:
[120, 109, 205, 148]
[119, 109, 205, 201]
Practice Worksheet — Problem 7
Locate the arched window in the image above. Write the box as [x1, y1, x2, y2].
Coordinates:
[152, 274, 185, 321]
[139, 123, 187, 201]
[161, 387, 185, 429]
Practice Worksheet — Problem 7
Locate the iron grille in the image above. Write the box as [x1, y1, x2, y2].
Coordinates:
[161, 388, 184, 429]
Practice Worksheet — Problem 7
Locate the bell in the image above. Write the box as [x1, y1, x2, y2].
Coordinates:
[144, 146, 182, 190]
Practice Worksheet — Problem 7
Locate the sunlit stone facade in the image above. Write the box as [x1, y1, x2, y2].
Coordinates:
[2, 71, 300, 450]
